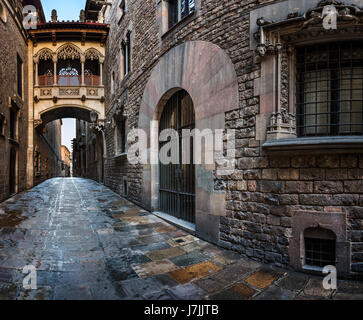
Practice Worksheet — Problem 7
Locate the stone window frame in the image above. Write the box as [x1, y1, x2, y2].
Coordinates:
[0, 113, 5, 137]
[120, 30, 132, 80]
[289, 210, 350, 275]
[9, 98, 20, 142]
[251, 0, 363, 152]
[157, 0, 200, 38]
[0, 2, 7, 24]
[113, 93, 128, 158]
[17, 53, 23, 100]
[118, 0, 127, 24]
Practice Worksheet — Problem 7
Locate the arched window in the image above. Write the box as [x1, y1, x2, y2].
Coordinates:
[58, 67, 79, 76]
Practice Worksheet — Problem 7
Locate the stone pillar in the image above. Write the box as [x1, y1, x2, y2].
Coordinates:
[27, 40, 35, 189]
[100, 57, 104, 86]
[53, 55, 57, 86]
[81, 55, 85, 86]
[33, 56, 39, 86]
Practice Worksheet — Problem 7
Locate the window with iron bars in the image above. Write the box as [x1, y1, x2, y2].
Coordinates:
[296, 41, 363, 137]
[169, 0, 195, 29]
[304, 228, 336, 268]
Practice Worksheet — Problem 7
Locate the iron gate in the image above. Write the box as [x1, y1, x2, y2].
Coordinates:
[159, 90, 195, 224]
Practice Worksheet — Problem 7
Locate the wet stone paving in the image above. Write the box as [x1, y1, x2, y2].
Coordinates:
[0, 177, 362, 300]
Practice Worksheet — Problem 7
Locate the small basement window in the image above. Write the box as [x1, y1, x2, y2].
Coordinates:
[304, 227, 336, 268]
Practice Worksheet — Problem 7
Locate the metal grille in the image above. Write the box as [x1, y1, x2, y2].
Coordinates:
[159, 90, 195, 224]
[296, 41, 363, 137]
[305, 237, 336, 267]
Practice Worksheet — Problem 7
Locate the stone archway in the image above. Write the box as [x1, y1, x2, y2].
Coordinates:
[138, 40, 239, 243]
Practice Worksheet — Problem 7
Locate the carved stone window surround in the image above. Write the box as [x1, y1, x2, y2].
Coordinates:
[253, 0, 363, 149]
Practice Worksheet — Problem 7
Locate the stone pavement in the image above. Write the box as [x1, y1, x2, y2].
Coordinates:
[0, 177, 362, 300]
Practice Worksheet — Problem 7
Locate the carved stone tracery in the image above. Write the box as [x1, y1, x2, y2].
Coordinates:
[85, 48, 102, 61]
[57, 44, 82, 60]
[37, 48, 54, 61]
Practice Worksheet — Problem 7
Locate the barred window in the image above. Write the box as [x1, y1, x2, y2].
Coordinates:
[304, 227, 336, 268]
[296, 41, 363, 137]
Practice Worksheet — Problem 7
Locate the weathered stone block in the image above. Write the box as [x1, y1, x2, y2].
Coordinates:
[267, 215, 280, 226]
[277, 169, 299, 180]
[299, 194, 332, 206]
[270, 156, 290, 168]
[317, 155, 340, 168]
[344, 181, 363, 193]
[258, 180, 284, 193]
[262, 169, 278, 180]
[237, 157, 254, 169]
[314, 181, 344, 194]
[285, 181, 313, 193]
[300, 169, 325, 181]
[291, 156, 316, 168]
[340, 155, 358, 168]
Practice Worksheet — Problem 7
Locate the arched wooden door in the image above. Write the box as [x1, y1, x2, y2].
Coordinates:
[159, 90, 195, 224]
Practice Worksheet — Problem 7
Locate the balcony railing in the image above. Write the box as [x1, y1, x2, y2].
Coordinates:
[39, 75, 54, 86]
[85, 75, 101, 86]
[38, 75, 101, 87]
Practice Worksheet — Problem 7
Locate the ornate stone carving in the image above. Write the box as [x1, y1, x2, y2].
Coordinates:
[34, 119, 43, 127]
[57, 44, 81, 60]
[40, 88, 52, 96]
[85, 48, 102, 61]
[87, 88, 99, 96]
[59, 88, 80, 96]
[37, 48, 54, 61]
[303, 1, 361, 29]
[255, 1, 362, 58]
[51, 9, 57, 22]
[267, 108, 296, 139]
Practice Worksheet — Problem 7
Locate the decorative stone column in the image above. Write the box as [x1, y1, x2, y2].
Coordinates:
[99, 57, 104, 86]
[52, 55, 58, 86]
[33, 56, 39, 86]
[81, 54, 85, 86]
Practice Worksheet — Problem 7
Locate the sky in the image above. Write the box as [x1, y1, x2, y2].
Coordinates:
[41, 1, 87, 152]
[42, 0, 86, 21]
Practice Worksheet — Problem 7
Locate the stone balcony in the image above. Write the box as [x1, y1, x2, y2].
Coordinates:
[33, 75, 105, 127]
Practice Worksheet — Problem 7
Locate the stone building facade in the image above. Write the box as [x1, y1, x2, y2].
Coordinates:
[0, 0, 61, 201]
[73, 119, 104, 182]
[101, 0, 363, 278]
[61, 145, 71, 177]
[0, 0, 30, 201]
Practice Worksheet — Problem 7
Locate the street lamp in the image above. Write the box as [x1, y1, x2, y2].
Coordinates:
[90, 111, 98, 124]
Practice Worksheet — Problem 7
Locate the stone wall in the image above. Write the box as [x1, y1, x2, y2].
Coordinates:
[104, 0, 363, 276]
[33, 120, 62, 185]
[0, 0, 29, 202]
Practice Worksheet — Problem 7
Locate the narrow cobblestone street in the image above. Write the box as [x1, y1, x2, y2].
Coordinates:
[0, 178, 361, 300]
